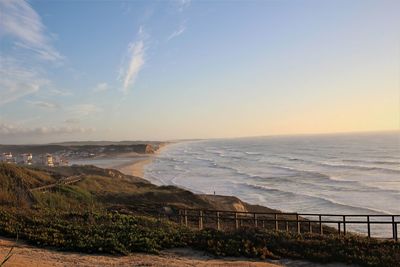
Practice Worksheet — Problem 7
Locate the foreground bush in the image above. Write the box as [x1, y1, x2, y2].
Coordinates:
[191, 228, 400, 267]
[0, 209, 191, 255]
[0, 209, 398, 266]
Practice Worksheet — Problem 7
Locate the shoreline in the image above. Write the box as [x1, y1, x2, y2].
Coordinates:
[116, 156, 154, 178]
[112, 142, 171, 179]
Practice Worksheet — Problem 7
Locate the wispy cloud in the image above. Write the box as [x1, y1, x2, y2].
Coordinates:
[119, 27, 146, 94]
[68, 104, 102, 117]
[0, 0, 63, 61]
[64, 118, 80, 124]
[48, 88, 72, 96]
[167, 25, 186, 41]
[0, 57, 49, 105]
[0, 123, 94, 137]
[177, 0, 191, 12]
[28, 100, 60, 109]
[0, 0, 65, 106]
[93, 82, 109, 93]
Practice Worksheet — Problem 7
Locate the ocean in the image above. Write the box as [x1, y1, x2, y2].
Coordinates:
[144, 131, 400, 237]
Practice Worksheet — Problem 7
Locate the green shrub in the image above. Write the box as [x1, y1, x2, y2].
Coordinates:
[0, 209, 191, 255]
[0, 208, 398, 266]
[191, 227, 400, 267]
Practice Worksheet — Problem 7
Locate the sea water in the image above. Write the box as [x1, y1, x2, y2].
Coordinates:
[144, 131, 400, 237]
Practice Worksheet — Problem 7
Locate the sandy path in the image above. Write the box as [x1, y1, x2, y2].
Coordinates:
[0, 238, 281, 267]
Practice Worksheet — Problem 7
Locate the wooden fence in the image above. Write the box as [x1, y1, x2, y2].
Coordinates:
[29, 175, 83, 192]
[177, 208, 399, 241]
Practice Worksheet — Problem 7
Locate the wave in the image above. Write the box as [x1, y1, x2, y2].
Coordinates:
[318, 162, 400, 174]
[245, 151, 263, 155]
[148, 135, 400, 219]
[275, 155, 400, 175]
[162, 152, 400, 197]
[234, 181, 391, 215]
[343, 159, 400, 166]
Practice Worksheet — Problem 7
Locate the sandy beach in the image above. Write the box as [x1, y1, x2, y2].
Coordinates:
[113, 144, 170, 178]
[116, 156, 153, 178]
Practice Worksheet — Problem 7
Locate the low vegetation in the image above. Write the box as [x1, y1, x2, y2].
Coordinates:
[0, 208, 398, 266]
[0, 209, 191, 255]
[192, 228, 400, 267]
[0, 163, 398, 266]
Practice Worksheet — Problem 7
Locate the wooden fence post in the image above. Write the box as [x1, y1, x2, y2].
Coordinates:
[184, 209, 188, 227]
[367, 216, 371, 238]
[392, 216, 396, 240]
[337, 222, 341, 236]
[199, 210, 203, 230]
[319, 215, 323, 235]
[308, 221, 312, 233]
[285, 221, 289, 232]
[216, 211, 220, 230]
[296, 214, 300, 234]
[235, 212, 239, 230]
[343, 215, 346, 236]
[275, 214, 278, 231]
[254, 213, 258, 227]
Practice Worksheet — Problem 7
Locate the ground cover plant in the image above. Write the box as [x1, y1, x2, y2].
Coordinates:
[0, 208, 398, 266]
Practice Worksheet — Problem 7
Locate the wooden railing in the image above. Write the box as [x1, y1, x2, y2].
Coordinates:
[29, 175, 83, 192]
[177, 208, 399, 241]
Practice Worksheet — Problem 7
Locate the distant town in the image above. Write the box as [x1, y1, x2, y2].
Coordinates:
[0, 143, 161, 167]
[1, 151, 68, 167]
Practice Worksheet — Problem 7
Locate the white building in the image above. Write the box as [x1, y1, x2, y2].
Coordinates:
[45, 154, 54, 167]
[2, 152, 13, 163]
[22, 153, 33, 165]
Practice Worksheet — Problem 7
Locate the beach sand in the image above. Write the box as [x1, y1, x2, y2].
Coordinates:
[116, 156, 153, 178]
[111, 144, 170, 178]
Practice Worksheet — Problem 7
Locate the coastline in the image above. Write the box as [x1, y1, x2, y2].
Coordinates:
[116, 157, 153, 178]
[113, 142, 171, 179]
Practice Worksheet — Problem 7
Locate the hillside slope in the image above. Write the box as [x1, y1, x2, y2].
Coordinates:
[0, 163, 56, 207]
[0, 163, 277, 214]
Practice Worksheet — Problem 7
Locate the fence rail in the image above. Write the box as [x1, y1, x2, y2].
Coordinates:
[177, 208, 399, 241]
[29, 175, 83, 192]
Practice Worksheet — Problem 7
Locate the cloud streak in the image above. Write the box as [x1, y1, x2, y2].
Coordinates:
[0, 0, 64, 106]
[120, 27, 146, 93]
[0, 0, 63, 61]
[68, 104, 102, 117]
[0, 57, 49, 105]
[167, 25, 186, 41]
[93, 82, 109, 93]
[0, 123, 95, 137]
[64, 118, 80, 124]
[28, 100, 60, 109]
[177, 0, 191, 12]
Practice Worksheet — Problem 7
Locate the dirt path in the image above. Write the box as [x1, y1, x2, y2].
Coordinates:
[0, 237, 281, 267]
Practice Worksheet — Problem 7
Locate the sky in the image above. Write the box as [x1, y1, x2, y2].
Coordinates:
[0, 0, 399, 144]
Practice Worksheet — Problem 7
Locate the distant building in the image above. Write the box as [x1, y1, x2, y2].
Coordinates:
[2, 152, 14, 163]
[20, 153, 33, 165]
[45, 154, 54, 167]
[59, 157, 69, 166]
